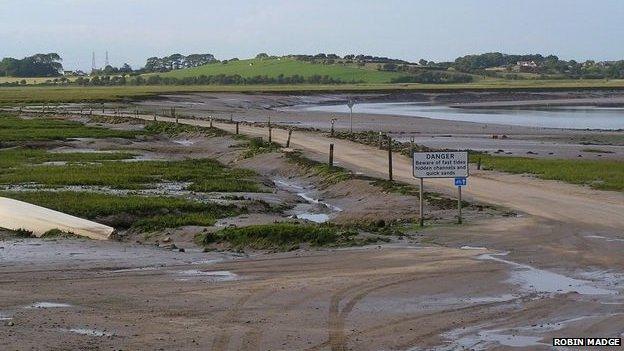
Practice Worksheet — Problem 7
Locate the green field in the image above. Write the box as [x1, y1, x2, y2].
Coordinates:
[153, 58, 403, 83]
[477, 155, 624, 191]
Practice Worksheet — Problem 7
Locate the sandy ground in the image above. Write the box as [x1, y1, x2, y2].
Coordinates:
[129, 92, 624, 161]
[2, 96, 624, 350]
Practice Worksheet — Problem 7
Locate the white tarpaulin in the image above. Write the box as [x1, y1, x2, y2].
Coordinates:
[0, 197, 114, 240]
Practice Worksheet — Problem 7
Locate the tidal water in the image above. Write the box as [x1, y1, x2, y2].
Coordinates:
[300, 102, 624, 130]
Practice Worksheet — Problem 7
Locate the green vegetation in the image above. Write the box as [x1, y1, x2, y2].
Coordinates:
[143, 120, 226, 137]
[0, 114, 138, 141]
[196, 223, 359, 250]
[285, 151, 352, 184]
[581, 148, 614, 154]
[40, 229, 83, 239]
[0, 157, 263, 192]
[240, 137, 281, 158]
[0, 191, 238, 230]
[0, 147, 134, 168]
[477, 155, 624, 191]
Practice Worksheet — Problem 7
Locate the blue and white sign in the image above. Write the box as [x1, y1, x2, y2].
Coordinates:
[454, 177, 467, 187]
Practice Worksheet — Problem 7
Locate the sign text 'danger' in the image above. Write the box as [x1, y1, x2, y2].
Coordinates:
[413, 152, 469, 178]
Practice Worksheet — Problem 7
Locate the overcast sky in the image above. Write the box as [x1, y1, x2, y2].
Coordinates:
[1, 0, 623, 70]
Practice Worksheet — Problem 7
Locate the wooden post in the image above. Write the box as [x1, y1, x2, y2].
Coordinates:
[477, 157, 482, 170]
[209, 118, 213, 128]
[268, 126, 272, 143]
[153, 114, 157, 121]
[378, 132, 384, 149]
[235, 122, 239, 134]
[329, 144, 334, 166]
[388, 136, 393, 181]
[101, 103, 104, 113]
[136, 109, 139, 117]
[419, 178, 424, 227]
[230, 113, 233, 123]
[458, 186, 463, 224]
[286, 129, 292, 148]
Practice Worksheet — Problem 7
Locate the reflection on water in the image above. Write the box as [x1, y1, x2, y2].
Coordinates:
[300, 102, 624, 130]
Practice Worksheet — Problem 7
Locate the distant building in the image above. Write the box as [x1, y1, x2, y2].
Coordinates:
[516, 61, 538, 68]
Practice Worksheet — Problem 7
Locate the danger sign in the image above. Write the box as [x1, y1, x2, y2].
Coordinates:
[413, 151, 469, 178]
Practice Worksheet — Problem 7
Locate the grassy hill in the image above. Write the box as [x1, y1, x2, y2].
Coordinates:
[151, 58, 404, 84]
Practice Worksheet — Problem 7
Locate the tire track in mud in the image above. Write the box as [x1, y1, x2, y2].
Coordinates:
[309, 268, 508, 351]
[211, 289, 261, 351]
[238, 289, 328, 351]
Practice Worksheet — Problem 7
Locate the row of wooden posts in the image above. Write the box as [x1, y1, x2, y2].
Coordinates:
[24, 104, 402, 181]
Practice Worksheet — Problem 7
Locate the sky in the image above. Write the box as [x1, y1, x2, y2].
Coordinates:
[1, 0, 623, 71]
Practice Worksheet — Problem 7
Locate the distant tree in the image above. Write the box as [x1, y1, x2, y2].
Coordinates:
[119, 63, 133, 73]
[0, 53, 63, 77]
[255, 53, 269, 59]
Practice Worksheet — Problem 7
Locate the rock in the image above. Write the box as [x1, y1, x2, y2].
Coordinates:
[7, 321, 14, 326]
[162, 236, 171, 243]
[178, 248, 185, 253]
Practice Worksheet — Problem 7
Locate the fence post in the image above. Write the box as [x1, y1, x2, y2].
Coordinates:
[268, 126, 272, 143]
[209, 117, 213, 128]
[419, 178, 424, 227]
[477, 157, 482, 170]
[286, 129, 292, 148]
[153, 114, 157, 121]
[379, 132, 384, 150]
[329, 144, 334, 166]
[388, 136, 393, 181]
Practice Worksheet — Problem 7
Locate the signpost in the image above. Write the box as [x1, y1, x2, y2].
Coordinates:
[413, 151, 469, 226]
[347, 99, 355, 133]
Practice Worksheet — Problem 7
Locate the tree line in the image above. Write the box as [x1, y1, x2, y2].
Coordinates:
[451, 52, 624, 79]
[143, 54, 217, 73]
[0, 53, 63, 77]
[71, 74, 360, 86]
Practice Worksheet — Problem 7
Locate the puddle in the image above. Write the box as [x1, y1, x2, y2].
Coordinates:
[26, 302, 73, 309]
[65, 328, 113, 337]
[478, 253, 617, 295]
[273, 178, 342, 223]
[297, 192, 342, 212]
[296, 213, 330, 223]
[109, 266, 160, 273]
[174, 270, 238, 282]
[460, 246, 487, 250]
[449, 329, 546, 350]
[190, 258, 223, 265]
[172, 139, 194, 146]
[440, 314, 623, 350]
[358, 294, 518, 314]
[585, 235, 624, 243]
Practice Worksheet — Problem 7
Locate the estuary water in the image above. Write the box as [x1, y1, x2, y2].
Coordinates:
[299, 102, 624, 130]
